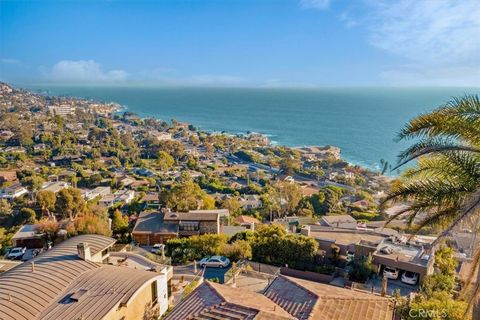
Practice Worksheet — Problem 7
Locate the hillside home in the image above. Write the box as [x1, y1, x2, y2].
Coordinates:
[0, 183, 28, 200]
[132, 210, 222, 245]
[0, 170, 17, 184]
[0, 235, 169, 320]
[166, 275, 394, 320]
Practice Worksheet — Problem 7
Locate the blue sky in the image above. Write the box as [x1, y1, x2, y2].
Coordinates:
[1, 0, 479, 87]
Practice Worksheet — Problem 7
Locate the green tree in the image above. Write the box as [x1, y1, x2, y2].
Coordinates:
[402, 291, 467, 320]
[13, 208, 36, 225]
[384, 96, 480, 317]
[348, 255, 373, 283]
[201, 194, 216, 210]
[162, 178, 204, 211]
[36, 190, 56, 218]
[112, 209, 129, 234]
[434, 246, 458, 276]
[22, 175, 45, 200]
[0, 199, 12, 216]
[222, 240, 252, 261]
[157, 151, 174, 171]
[55, 188, 85, 220]
[279, 155, 301, 175]
[308, 192, 326, 214]
[251, 224, 318, 269]
[277, 181, 303, 216]
[73, 213, 111, 236]
[222, 197, 242, 217]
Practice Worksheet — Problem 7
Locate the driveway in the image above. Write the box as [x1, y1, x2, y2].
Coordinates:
[172, 263, 231, 283]
[203, 265, 232, 284]
[365, 276, 419, 296]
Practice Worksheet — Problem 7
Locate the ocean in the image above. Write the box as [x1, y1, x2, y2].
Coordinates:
[23, 85, 479, 172]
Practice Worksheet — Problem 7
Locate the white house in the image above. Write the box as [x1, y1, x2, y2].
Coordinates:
[0, 183, 28, 199]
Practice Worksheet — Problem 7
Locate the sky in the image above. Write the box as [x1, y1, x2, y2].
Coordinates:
[1, 0, 479, 87]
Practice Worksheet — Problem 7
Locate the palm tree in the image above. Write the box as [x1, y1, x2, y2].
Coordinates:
[383, 95, 480, 318]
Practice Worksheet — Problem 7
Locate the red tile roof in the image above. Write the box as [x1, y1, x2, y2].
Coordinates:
[264, 276, 394, 320]
[164, 281, 292, 320]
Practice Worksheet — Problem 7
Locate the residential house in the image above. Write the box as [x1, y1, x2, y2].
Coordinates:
[302, 225, 435, 281]
[320, 214, 358, 229]
[238, 194, 262, 210]
[48, 104, 75, 116]
[132, 210, 223, 245]
[33, 143, 47, 153]
[234, 215, 260, 231]
[0, 130, 14, 141]
[0, 170, 17, 184]
[4, 146, 26, 154]
[350, 199, 370, 210]
[372, 236, 435, 281]
[0, 183, 28, 199]
[41, 181, 71, 194]
[164, 280, 293, 320]
[141, 193, 161, 209]
[166, 275, 394, 320]
[99, 189, 135, 207]
[0, 234, 169, 320]
[83, 186, 111, 201]
[11, 224, 46, 248]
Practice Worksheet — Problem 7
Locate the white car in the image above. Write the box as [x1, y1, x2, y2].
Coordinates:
[199, 256, 230, 268]
[401, 271, 419, 285]
[150, 244, 164, 254]
[7, 247, 26, 260]
[383, 267, 399, 280]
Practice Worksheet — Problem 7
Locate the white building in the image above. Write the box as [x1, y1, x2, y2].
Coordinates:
[41, 181, 71, 193]
[48, 105, 76, 117]
[0, 183, 28, 199]
[84, 186, 112, 201]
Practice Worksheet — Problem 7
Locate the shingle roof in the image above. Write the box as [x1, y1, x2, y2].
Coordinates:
[164, 281, 292, 320]
[264, 276, 394, 320]
[132, 211, 179, 234]
[235, 215, 261, 224]
[164, 211, 219, 221]
[0, 234, 161, 320]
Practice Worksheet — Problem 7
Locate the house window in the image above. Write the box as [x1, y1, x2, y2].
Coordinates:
[179, 222, 199, 231]
[102, 248, 109, 256]
[151, 281, 158, 304]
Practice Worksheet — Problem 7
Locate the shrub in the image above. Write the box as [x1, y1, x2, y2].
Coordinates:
[348, 256, 373, 283]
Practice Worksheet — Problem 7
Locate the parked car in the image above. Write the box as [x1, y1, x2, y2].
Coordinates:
[21, 248, 42, 261]
[150, 244, 164, 254]
[199, 256, 230, 268]
[401, 271, 419, 285]
[7, 247, 26, 260]
[383, 267, 399, 280]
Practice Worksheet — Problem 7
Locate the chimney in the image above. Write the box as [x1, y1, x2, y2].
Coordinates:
[301, 225, 311, 237]
[77, 243, 91, 261]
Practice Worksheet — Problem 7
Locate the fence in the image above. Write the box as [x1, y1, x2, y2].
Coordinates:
[244, 261, 281, 275]
[279, 267, 336, 283]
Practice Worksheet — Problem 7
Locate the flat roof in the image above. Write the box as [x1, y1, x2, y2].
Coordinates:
[310, 229, 385, 247]
[11, 224, 43, 240]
